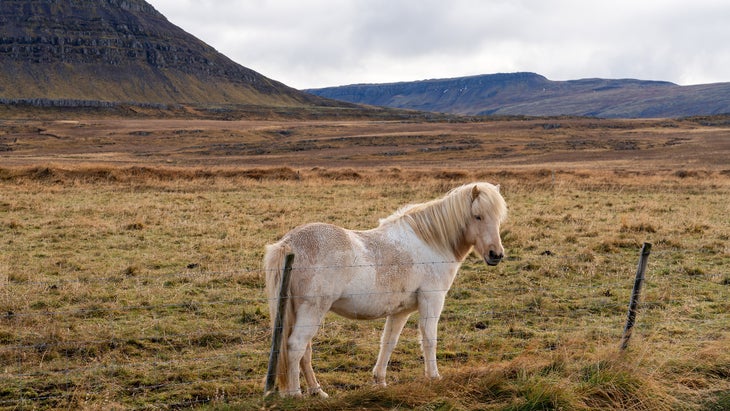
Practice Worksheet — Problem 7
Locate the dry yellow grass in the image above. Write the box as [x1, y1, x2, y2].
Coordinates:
[1, 110, 728, 410]
[0, 166, 728, 410]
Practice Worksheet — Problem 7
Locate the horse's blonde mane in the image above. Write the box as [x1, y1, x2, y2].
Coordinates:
[379, 182, 507, 257]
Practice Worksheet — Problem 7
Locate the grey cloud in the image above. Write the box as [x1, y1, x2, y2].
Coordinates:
[148, 0, 730, 88]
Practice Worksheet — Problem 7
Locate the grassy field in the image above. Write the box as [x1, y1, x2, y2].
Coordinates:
[1, 164, 728, 410]
[1, 115, 729, 409]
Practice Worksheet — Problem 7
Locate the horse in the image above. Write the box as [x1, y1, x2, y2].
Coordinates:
[264, 182, 508, 397]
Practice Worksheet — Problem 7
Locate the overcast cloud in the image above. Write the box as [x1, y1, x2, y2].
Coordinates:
[146, 0, 730, 89]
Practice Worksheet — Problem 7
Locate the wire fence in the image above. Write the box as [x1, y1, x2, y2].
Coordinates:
[1, 248, 727, 408]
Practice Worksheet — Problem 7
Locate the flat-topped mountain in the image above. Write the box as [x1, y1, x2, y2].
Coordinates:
[306, 72, 730, 118]
[0, 0, 334, 108]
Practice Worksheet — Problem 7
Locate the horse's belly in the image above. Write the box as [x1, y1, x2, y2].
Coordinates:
[330, 291, 418, 320]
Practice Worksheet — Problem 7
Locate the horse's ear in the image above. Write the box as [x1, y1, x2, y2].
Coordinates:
[495, 184, 501, 192]
[471, 185, 480, 201]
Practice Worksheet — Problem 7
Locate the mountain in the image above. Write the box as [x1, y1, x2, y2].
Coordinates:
[305, 72, 730, 118]
[0, 0, 336, 108]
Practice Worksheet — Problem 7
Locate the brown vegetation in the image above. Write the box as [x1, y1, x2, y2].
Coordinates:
[0, 116, 728, 409]
[1, 116, 729, 171]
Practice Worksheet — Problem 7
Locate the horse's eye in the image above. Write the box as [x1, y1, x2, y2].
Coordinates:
[475, 215, 482, 221]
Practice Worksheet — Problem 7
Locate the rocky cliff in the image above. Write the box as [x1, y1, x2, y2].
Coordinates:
[0, 0, 332, 107]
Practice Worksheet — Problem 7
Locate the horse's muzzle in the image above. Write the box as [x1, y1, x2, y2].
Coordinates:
[485, 250, 503, 266]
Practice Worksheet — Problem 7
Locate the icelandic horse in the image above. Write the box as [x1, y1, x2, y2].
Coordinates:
[264, 182, 507, 397]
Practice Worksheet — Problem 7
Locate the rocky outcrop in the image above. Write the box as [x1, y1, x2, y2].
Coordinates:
[0, 97, 175, 108]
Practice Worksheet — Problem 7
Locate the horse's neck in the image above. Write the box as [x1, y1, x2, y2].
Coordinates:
[383, 216, 471, 263]
[452, 241, 473, 262]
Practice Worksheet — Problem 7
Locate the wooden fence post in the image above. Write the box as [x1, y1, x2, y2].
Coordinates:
[264, 253, 295, 396]
[620, 242, 651, 350]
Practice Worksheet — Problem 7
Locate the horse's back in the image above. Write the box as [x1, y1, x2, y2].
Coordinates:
[275, 222, 357, 264]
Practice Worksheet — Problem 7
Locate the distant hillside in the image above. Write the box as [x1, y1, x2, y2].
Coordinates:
[0, 0, 338, 108]
[305, 72, 730, 118]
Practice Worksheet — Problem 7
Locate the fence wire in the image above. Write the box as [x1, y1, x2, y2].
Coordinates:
[1, 248, 727, 408]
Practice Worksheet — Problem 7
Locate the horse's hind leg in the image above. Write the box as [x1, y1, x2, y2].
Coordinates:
[285, 301, 326, 397]
[301, 341, 329, 397]
[373, 311, 411, 386]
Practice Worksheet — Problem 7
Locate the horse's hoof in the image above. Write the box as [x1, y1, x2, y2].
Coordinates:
[281, 389, 303, 398]
[308, 387, 329, 398]
[373, 378, 387, 388]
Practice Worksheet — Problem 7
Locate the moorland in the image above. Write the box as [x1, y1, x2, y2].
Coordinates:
[0, 114, 728, 410]
[1, 115, 729, 170]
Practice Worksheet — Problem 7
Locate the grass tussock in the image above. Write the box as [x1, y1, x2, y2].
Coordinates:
[0, 164, 728, 188]
[0, 165, 306, 184]
[259, 352, 677, 410]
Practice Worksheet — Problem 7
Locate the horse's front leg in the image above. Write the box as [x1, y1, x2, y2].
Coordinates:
[417, 292, 446, 380]
[373, 311, 411, 386]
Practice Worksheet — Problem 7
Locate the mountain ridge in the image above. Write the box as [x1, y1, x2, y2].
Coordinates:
[0, 0, 338, 108]
[305, 72, 730, 118]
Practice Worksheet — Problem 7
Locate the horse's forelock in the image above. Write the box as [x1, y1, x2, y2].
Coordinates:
[471, 183, 508, 223]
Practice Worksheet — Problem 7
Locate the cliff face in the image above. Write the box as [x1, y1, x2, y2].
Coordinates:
[0, 0, 329, 106]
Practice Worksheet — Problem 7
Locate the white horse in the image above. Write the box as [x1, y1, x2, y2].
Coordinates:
[264, 182, 507, 397]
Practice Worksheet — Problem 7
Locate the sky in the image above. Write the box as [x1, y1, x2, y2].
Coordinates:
[146, 0, 730, 90]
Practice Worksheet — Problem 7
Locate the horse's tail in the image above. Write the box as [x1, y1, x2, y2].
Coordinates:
[264, 240, 295, 393]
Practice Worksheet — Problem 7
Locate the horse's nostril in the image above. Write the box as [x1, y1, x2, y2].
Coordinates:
[489, 250, 503, 260]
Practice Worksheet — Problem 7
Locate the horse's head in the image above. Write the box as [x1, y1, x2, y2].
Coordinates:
[465, 184, 507, 266]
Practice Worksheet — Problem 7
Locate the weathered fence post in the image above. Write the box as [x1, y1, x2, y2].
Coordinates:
[264, 253, 295, 396]
[620, 242, 652, 350]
